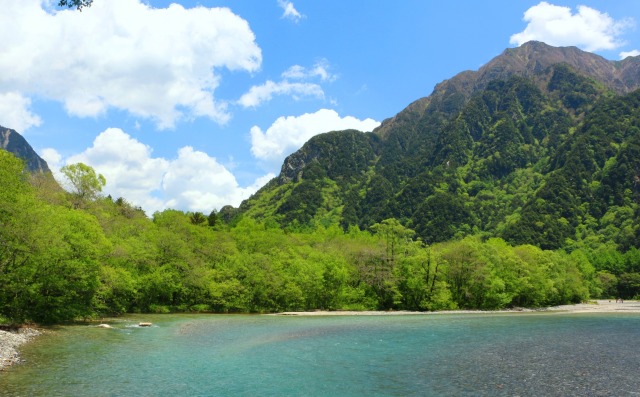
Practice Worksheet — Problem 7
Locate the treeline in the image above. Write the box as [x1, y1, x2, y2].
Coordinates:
[1, 151, 638, 324]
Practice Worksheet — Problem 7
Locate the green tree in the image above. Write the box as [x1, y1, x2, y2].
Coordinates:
[189, 211, 207, 226]
[370, 218, 414, 266]
[1, 201, 107, 323]
[396, 242, 454, 310]
[618, 273, 640, 299]
[208, 210, 219, 227]
[595, 271, 618, 298]
[60, 163, 106, 207]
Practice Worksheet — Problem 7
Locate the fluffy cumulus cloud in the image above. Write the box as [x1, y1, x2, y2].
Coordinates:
[0, 0, 261, 129]
[250, 109, 380, 170]
[0, 92, 42, 132]
[161, 146, 272, 212]
[510, 2, 635, 52]
[277, 0, 304, 22]
[46, 128, 272, 214]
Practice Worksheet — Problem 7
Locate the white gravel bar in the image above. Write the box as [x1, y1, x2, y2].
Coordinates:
[0, 328, 42, 370]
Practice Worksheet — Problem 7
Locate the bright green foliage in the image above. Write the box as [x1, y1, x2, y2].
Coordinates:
[5, 60, 640, 323]
[0, 152, 105, 323]
[16, 207, 106, 323]
[61, 162, 106, 207]
[0, 147, 622, 322]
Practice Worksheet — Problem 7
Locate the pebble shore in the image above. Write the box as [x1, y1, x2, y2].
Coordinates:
[0, 328, 42, 371]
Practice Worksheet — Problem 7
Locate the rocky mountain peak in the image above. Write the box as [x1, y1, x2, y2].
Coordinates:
[0, 126, 51, 173]
[374, 41, 640, 139]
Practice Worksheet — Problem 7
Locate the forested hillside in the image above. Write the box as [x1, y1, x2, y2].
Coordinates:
[2, 41, 640, 324]
[239, 42, 640, 253]
[0, 149, 612, 324]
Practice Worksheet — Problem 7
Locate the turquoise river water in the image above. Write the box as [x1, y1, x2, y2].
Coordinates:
[1, 313, 639, 396]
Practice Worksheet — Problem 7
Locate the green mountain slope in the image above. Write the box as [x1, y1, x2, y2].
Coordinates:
[237, 42, 640, 252]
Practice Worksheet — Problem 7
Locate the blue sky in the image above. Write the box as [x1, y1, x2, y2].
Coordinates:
[1, 0, 639, 214]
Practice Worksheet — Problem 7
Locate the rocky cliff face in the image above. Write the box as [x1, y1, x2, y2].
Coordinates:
[0, 126, 50, 173]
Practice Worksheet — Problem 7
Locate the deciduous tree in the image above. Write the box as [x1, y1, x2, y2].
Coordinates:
[60, 163, 106, 207]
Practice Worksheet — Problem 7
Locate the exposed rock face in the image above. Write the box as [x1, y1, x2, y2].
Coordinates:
[0, 126, 51, 173]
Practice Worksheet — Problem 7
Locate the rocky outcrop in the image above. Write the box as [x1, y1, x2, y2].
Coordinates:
[0, 126, 50, 173]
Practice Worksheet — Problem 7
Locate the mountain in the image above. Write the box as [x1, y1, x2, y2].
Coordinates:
[374, 40, 640, 140]
[237, 41, 640, 251]
[0, 126, 51, 173]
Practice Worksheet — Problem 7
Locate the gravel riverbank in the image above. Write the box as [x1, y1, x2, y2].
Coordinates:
[0, 328, 42, 371]
[275, 300, 640, 316]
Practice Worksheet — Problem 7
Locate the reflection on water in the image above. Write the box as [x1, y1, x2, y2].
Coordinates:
[1, 313, 639, 396]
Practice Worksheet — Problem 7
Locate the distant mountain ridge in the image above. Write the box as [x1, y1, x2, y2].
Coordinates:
[236, 41, 640, 251]
[0, 126, 50, 173]
[375, 41, 640, 139]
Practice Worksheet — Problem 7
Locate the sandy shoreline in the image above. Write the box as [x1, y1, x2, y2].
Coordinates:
[274, 300, 640, 316]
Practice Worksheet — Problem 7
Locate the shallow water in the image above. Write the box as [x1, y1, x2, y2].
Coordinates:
[1, 313, 639, 396]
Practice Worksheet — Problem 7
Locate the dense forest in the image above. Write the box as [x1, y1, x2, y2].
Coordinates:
[0, 147, 638, 324]
[2, 42, 640, 324]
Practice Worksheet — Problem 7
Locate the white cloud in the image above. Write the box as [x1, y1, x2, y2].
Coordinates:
[250, 109, 380, 171]
[238, 81, 324, 108]
[0, 0, 261, 129]
[239, 60, 337, 108]
[282, 59, 337, 82]
[620, 49, 640, 59]
[510, 2, 634, 52]
[277, 0, 304, 22]
[0, 92, 42, 132]
[161, 146, 271, 212]
[39, 147, 63, 179]
[40, 148, 62, 169]
[47, 128, 270, 214]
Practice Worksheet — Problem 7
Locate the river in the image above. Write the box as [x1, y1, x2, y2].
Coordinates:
[1, 313, 638, 396]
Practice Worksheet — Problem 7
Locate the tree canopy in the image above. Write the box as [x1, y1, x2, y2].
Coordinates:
[60, 162, 106, 206]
